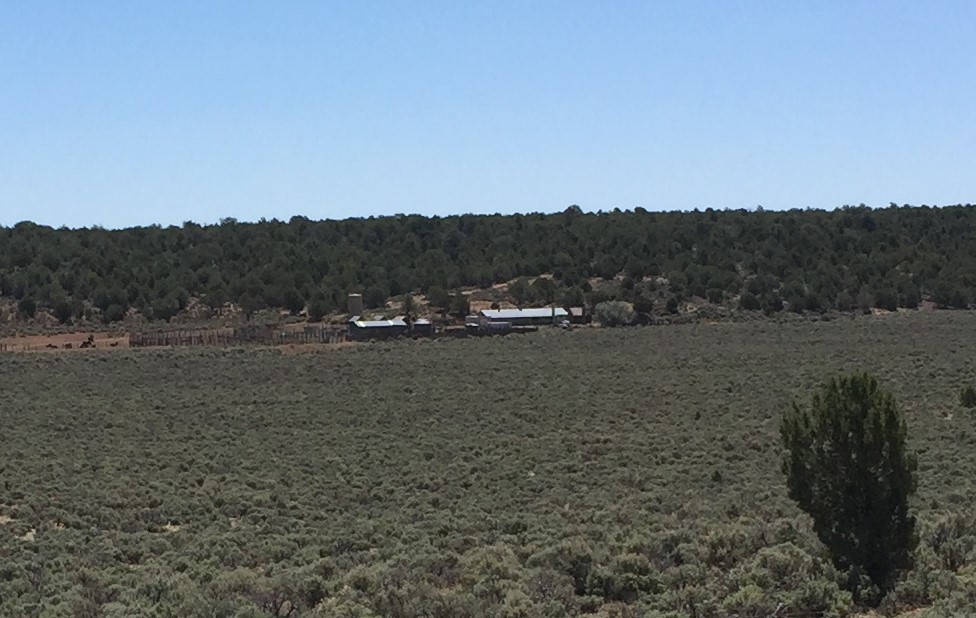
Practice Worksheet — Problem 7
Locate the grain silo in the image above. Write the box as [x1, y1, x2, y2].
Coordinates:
[347, 293, 364, 316]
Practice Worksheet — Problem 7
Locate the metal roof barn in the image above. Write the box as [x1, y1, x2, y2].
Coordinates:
[479, 308, 568, 320]
[353, 319, 407, 328]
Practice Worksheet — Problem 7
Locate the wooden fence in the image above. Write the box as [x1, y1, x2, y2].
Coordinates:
[129, 326, 348, 348]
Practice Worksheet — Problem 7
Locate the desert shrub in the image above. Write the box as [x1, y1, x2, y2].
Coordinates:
[605, 554, 658, 603]
[522, 568, 578, 616]
[594, 301, 634, 327]
[721, 584, 774, 618]
[632, 295, 654, 315]
[922, 512, 976, 573]
[739, 292, 761, 311]
[589, 601, 639, 618]
[732, 542, 851, 616]
[959, 385, 976, 408]
[789, 578, 852, 618]
[460, 544, 523, 606]
[5, 315, 976, 615]
[527, 537, 594, 595]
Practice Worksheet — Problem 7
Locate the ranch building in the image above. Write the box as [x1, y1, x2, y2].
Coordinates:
[347, 317, 409, 340]
[479, 307, 569, 327]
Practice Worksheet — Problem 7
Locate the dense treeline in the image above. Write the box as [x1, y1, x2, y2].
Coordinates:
[3, 204, 976, 323]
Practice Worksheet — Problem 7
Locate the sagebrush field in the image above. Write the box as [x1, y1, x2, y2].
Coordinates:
[2, 313, 976, 617]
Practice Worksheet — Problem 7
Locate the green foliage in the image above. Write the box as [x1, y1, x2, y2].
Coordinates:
[17, 296, 36, 318]
[4, 204, 976, 322]
[51, 295, 76, 323]
[102, 303, 127, 323]
[561, 286, 585, 309]
[401, 294, 416, 319]
[509, 277, 533, 307]
[960, 385, 976, 409]
[152, 296, 181, 322]
[426, 285, 450, 311]
[362, 286, 388, 309]
[3, 314, 976, 615]
[594, 301, 634, 327]
[450, 293, 471, 318]
[781, 372, 918, 603]
[739, 292, 761, 311]
[238, 292, 264, 320]
[307, 296, 331, 322]
[632, 295, 654, 315]
[281, 286, 305, 315]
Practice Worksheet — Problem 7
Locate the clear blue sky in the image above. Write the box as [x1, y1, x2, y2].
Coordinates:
[1, 1, 974, 228]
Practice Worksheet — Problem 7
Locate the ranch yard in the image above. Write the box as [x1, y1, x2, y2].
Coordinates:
[1, 312, 975, 617]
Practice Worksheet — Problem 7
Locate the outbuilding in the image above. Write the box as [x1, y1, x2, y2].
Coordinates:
[478, 307, 569, 327]
[568, 306, 589, 324]
[348, 317, 408, 340]
[411, 318, 434, 335]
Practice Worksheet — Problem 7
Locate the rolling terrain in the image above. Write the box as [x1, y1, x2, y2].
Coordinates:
[6, 204, 976, 330]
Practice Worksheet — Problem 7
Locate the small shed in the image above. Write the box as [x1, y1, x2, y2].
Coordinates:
[568, 307, 589, 324]
[412, 318, 434, 335]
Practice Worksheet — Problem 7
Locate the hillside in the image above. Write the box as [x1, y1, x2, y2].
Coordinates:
[3, 204, 976, 326]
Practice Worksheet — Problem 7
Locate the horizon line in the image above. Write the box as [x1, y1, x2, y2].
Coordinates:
[3, 201, 973, 232]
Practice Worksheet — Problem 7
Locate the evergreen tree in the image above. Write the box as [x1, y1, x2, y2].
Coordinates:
[781, 373, 917, 604]
[401, 294, 416, 320]
[449, 293, 470, 319]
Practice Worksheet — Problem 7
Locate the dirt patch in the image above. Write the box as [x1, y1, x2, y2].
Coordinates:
[0, 331, 129, 352]
[20, 529, 35, 542]
[162, 522, 181, 533]
[0, 515, 13, 525]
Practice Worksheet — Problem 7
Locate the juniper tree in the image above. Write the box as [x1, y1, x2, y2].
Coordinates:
[781, 372, 917, 604]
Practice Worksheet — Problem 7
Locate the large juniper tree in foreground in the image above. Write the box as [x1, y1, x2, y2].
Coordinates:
[781, 372, 917, 604]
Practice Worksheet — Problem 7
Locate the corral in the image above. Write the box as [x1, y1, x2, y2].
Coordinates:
[0, 307, 576, 353]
